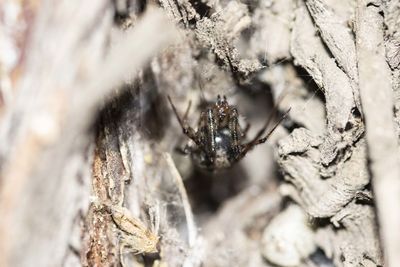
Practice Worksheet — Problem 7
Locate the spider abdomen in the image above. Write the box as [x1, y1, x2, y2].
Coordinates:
[214, 128, 234, 151]
[213, 128, 236, 168]
[191, 128, 237, 170]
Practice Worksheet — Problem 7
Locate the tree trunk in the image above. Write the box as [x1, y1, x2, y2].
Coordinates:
[0, 0, 399, 266]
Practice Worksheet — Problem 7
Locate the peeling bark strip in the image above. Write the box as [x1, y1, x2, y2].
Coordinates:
[304, 0, 361, 111]
[305, 0, 357, 82]
[356, 1, 400, 266]
[83, 127, 122, 266]
[291, 1, 355, 132]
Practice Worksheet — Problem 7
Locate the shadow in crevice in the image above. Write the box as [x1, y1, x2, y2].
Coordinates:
[184, 163, 249, 215]
[139, 68, 170, 141]
[188, 0, 212, 19]
[294, 65, 325, 102]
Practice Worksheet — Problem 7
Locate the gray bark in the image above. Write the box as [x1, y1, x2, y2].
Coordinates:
[1, 0, 399, 266]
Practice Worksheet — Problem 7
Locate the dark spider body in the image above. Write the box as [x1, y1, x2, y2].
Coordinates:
[168, 95, 289, 171]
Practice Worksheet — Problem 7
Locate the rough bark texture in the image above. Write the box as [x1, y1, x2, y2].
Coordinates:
[1, 0, 399, 266]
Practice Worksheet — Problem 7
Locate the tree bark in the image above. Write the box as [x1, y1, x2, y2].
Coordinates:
[1, 0, 399, 266]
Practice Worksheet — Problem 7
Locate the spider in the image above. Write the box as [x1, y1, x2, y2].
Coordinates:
[168, 95, 290, 171]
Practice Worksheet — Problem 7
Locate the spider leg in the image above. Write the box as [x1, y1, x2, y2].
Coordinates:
[241, 92, 289, 145]
[228, 108, 240, 155]
[182, 100, 192, 121]
[195, 71, 209, 108]
[237, 108, 291, 160]
[195, 110, 214, 159]
[206, 108, 216, 158]
[167, 95, 198, 142]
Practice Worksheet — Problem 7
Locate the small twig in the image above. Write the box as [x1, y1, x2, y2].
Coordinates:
[164, 152, 197, 247]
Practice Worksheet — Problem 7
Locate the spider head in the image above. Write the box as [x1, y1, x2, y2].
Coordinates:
[215, 95, 230, 121]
